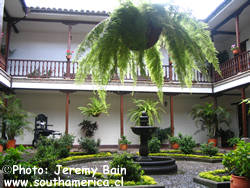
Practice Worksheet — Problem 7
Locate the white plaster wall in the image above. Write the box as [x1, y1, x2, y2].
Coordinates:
[14, 90, 240, 146]
[9, 30, 87, 61]
[217, 95, 240, 137]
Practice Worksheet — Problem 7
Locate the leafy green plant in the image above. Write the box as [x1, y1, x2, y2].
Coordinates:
[200, 143, 218, 156]
[149, 137, 161, 153]
[227, 137, 240, 147]
[191, 103, 230, 138]
[153, 127, 171, 143]
[0, 138, 7, 146]
[0, 94, 31, 140]
[128, 99, 164, 126]
[0, 145, 35, 181]
[78, 120, 98, 137]
[78, 137, 100, 154]
[177, 133, 196, 154]
[110, 152, 143, 181]
[169, 135, 180, 144]
[74, 0, 219, 103]
[241, 98, 250, 114]
[199, 169, 231, 182]
[118, 136, 131, 145]
[78, 97, 110, 117]
[222, 141, 250, 178]
[56, 134, 75, 158]
[217, 128, 234, 147]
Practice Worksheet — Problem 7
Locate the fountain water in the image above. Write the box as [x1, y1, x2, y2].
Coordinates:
[131, 112, 177, 175]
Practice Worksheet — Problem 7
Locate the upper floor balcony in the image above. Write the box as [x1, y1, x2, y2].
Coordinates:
[6, 50, 249, 84]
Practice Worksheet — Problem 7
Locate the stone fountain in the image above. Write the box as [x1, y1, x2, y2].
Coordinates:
[131, 112, 177, 175]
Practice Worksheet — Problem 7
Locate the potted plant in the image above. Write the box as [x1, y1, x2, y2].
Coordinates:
[74, 0, 219, 104]
[231, 44, 240, 55]
[228, 137, 241, 149]
[78, 97, 110, 117]
[0, 94, 31, 148]
[222, 141, 250, 188]
[118, 136, 131, 151]
[0, 138, 7, 152]
[169, 135, 180, 149]
[78, 120, 98, 137]
[128, 99, 164, 126]
[191, 103, 230, 146]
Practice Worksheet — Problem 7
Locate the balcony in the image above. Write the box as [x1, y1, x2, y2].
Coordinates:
[213, 50, 250, 82]
[6, 59, 209, 83]
[4, 50, 249, 91]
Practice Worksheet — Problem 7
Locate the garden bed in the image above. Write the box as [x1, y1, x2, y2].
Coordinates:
[148, 150, 223, 163]
[193, 169, 230, 188]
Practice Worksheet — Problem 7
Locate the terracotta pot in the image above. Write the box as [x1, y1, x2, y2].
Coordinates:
[233, 145, 237, 150]
[6, 139, 16, 149]
[232, 49, 239, 55]
[0, 144, 3, 152]
[208, 138, 217, 146]
[230, 174, 250, 188]
[171, 143, 179, 149]
[119, 144, 128, 151]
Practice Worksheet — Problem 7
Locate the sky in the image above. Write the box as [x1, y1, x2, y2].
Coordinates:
[25, 0, 224, 20]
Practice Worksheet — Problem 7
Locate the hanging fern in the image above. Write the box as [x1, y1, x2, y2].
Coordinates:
[74, 1, 220, 103]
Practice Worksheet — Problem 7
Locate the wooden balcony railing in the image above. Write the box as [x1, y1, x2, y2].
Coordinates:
[213, 50, 250, 82]
[0, 54, 6, 70]
[7, 59, 210, 83]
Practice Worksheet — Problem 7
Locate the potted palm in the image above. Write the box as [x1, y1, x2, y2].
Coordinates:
[0, 94, 31, 148]
[78, 97, 110, 117]
[74, 0, 219, 104]
[118, 136, 131, 151]
[222, 141, 250, 188]
[128, 99, 164, 126]
[191, 103, 230, 146]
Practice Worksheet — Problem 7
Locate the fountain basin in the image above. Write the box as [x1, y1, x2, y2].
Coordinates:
[133, 156, 177, 175]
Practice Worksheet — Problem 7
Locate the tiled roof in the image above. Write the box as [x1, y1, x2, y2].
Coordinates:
[28, 7, 109, 17]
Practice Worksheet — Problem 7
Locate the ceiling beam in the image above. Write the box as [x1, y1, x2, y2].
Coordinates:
[212, 30, 236, 35]
[5, 17, 101, 25]
[213, 0, 250, 31]
[4, 8, 19, 33]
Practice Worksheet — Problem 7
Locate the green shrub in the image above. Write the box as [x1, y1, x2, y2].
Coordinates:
[222, 141, 250, 178]
[149, 137, 161, 153]
[153, 127, 171, 143]
[0, 146, 35, 182]
[110, 152, 143, 181]
[31, 137, 59, 179]
[78, 137, 100, 154]
[56, 134, 75, 158]
[177, 133, 196, 154]
[227, 137, 240, 147]
[200, 143, 218, 156]
[169, 135, 180, 144]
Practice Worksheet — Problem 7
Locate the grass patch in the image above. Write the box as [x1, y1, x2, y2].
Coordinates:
[149, 153, 223, 159]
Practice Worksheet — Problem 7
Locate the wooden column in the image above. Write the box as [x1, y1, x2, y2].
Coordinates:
[65, 92, 70, 134]
[170, 96, 174, 136]
[66, 25, 72, 78]
[120, 94, 124, 137]
[235, 15, 242, 72]
[241, 88, 247, 137]
[4, 22, 11, 65]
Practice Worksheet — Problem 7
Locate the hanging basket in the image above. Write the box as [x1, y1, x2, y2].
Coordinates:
[119, 3, 164, 51]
